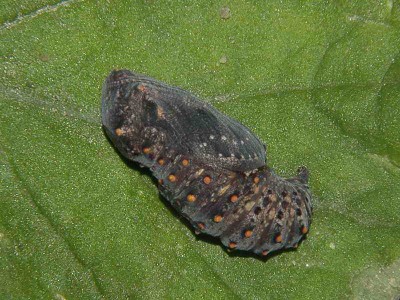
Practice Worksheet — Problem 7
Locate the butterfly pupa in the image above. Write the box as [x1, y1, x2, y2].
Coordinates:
[102, 69, 312, 256]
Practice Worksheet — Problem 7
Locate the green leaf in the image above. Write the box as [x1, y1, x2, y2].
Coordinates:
[1, 1, 399, 299]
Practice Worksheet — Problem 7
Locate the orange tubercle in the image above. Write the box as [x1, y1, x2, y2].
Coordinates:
[137, 83, 146, 92]
[244, 230, 253, 238]
[186, 194, 196, 202]
[115, 128, 124, 136]
[168, 174, 176, 182]
[203, 176, 211, 184]
[275, 234, 283, 243]
[230, 194, 238, 203]
[228, 242, 237, 249]
[213, 215, 223, 223]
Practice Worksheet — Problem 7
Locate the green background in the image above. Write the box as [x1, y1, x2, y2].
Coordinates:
[1, 1, 400, 299]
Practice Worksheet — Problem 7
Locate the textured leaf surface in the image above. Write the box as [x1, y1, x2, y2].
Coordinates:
[1, 1, 399, 299]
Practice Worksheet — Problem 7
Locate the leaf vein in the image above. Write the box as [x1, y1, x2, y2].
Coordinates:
[1, 147, 106, 297]
[0, 0, 83, 31]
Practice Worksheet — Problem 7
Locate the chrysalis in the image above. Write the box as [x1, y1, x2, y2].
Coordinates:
[102, 70, 312, 256]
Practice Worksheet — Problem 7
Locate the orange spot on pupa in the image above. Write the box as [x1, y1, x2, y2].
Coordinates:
[213, 215, 223, 223]
[182, 159, 189, 166]
[262, 250, 269, 256]
[253, 176, 260, 184]
[143, 147, 151, 154]
[275, 234, 283, 243]
[157, 158, 165, 165]
[158, 179, 164, 185]
[244, 230, 253, 238]
[301, 226, 309, 234]
[115, 128, 124, 136]
[228, 242, 237, 249]
[168, 174, 176, 182]
[203, 176, 211, 185]
[137, 84, 146, 92]
[187, 194, 196, 202]
[230, 194, 238, 203]
[198, 222, 205, 230]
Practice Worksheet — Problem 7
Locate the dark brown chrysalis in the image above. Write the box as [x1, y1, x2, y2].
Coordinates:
[102, 70, 312, 256]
